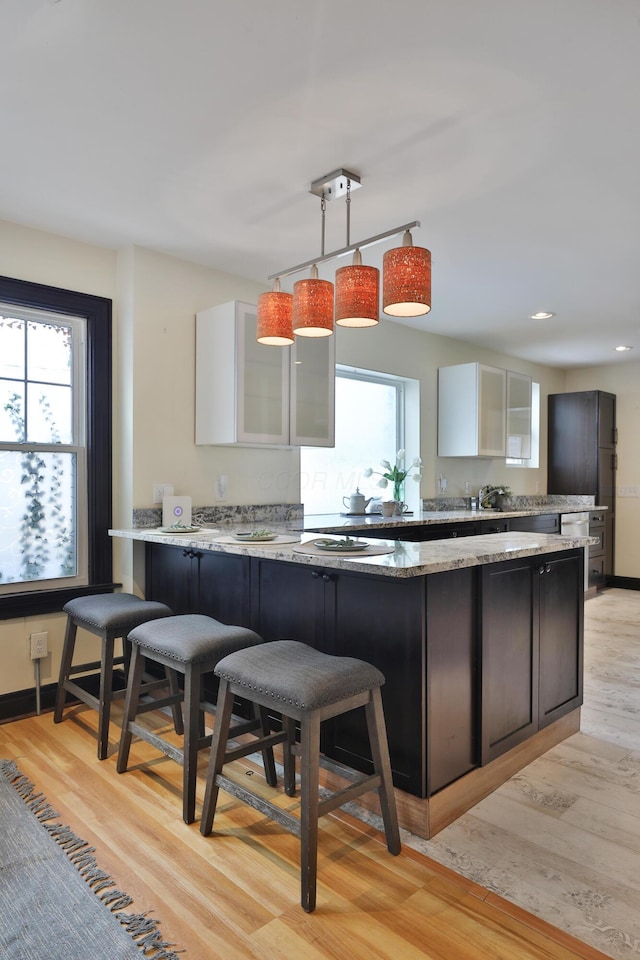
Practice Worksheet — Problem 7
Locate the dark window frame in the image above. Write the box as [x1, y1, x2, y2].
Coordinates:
[0, 275, 116, 619]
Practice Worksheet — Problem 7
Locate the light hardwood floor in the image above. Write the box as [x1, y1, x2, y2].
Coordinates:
[1, 588, 635, 960]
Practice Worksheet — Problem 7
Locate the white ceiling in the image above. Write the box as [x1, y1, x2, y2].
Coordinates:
[2, 0, 639, 368]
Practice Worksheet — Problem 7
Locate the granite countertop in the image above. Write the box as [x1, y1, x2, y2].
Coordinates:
[109, 527, 598, 580]
[298, 505, 605, 533]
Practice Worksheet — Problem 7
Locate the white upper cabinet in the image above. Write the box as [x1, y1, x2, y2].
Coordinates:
[438, 362, 527, 458]
[506, 370, 532, 460]
[290, 334, 335, 447]
[195, 301, 335, 446]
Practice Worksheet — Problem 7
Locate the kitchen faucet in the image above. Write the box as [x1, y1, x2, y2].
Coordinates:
[478, 486, 489, 509]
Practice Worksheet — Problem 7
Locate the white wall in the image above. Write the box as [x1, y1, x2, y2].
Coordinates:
[0, 219, 118, 696]
[335, 323, 566, 498]
[2, 216, 636, 700]
[566, 363, 640, 578]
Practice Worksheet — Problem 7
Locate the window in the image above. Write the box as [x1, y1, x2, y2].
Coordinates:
[0, 308, 86, 590]
[300, 365, 419, 514]
[0, 276, 113, 619]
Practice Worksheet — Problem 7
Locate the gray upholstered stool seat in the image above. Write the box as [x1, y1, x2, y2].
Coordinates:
[117, 614, 277, 824]
[200, 639, 401, 912]
[54, 593, 173, 760]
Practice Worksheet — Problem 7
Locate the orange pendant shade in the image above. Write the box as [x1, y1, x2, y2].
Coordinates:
[256, 289, 294, 345]
[383, 236, 431, 317]
[292, 275, 334, 337]
[335, 262, 379, 328]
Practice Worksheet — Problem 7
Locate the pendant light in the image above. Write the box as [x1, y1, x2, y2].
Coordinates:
[292, 195, 334, 338]
[382, 229, 431, 317]
[256, 279, 294, 345]
[260, 168, 431, 344]
[292, 265, 334, 337]
[335, 181, 379, 327]
[335, 250, 379, 327]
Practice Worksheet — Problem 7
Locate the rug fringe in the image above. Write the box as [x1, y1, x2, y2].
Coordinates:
[0, 759, 184, 959]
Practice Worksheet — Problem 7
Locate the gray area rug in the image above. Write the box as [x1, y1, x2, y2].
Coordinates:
[0, 759, 182, 960]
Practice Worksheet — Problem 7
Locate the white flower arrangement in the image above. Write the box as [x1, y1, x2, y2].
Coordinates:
[363, 449, 423, 501]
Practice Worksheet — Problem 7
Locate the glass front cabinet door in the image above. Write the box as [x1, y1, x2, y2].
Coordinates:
[195, 301, 335, 447]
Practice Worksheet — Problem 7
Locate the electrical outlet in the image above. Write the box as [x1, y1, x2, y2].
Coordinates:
[153, 482, 174, 504]
[30, 632, 48, 660]
[215, 474, 228, 501]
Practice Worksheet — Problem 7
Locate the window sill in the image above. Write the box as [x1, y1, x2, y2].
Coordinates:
[0, 583, 122, 621]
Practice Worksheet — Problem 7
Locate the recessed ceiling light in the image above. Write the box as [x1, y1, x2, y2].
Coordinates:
[614, 345, 633, 352]
[530, 311, 555, 320]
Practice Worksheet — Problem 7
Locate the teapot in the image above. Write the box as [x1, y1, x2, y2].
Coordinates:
[343, 487, 372, 514]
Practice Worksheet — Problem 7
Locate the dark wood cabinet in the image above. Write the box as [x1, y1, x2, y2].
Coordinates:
[426, 567, 477, 793]
[480, 549, 583, 764]
[509, 513, 560, 534]
[548, 390, 615, 580]
[248, 557, 426, 796]
[144, 541, 582, 801]
[145, 543, 251, 625]
[538, 551, 583, 726]
[361, 521, 479, 542]
[587, 510, 606, 588]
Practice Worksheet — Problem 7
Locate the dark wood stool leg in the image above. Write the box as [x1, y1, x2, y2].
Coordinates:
[97, 631, 116, 760]
[283, 715, 297, 797]
[182, 663, 202, 824]
[116, 644, 145, 774]
[200, 679, 235, 836]
[365, 687, 401, 856]
[53, 618, 77, 723]
[299, 711, 321, 913]
[166, 667, 184, 735]
[254, 705, 277, 787]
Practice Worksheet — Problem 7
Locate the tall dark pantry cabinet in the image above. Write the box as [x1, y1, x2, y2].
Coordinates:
[547, 390, 616, 587]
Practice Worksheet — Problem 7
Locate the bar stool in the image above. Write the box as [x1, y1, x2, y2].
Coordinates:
[54, 593, 174, 760]
[200, 639, 401, 912]
[117, 614, 277, 824]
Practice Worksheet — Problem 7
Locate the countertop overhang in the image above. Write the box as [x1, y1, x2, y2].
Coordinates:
[110, 527, 598, 579]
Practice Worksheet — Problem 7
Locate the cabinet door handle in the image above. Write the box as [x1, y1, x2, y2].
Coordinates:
[322, 573, 333, 582]
[182, 549, 191, 558]
[545, 562, 551, 574]
[538, 564, 545, 575]
[311, 571, 320, 579]
[451, 531, 458, 538]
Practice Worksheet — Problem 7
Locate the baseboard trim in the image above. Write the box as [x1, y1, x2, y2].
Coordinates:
[320, 708, 581, 840]
[0, 683, 58, 724]
[608, 575, 640, 590]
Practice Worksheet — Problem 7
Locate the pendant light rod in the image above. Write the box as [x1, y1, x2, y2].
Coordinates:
[268, 220, 421, 282]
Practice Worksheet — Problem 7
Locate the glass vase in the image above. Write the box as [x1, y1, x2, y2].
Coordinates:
[393, 480, 405, 514]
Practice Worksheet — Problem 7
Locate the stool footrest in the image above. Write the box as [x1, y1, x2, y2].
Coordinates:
[62, 680, 101, 712]
[134, 692, 183, 715]
[127, 722, 186, 766]
[68, 656, 125, 676]
[215, 773, 301, 837]
[223, 728, 288, 765]
[317, 774, 382, 817]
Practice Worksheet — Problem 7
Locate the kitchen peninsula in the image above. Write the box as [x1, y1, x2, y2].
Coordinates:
[111, 515, 595, 838]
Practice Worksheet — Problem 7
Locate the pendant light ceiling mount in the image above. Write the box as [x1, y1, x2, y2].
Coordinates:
[309, 168, 362, 201]
[257, 168, 431, 344]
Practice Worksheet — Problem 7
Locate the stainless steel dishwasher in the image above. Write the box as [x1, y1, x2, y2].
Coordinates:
[560, 511, 590, 590]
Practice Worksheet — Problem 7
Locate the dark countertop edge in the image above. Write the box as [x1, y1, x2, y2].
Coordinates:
[298, 506, 607, 533]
